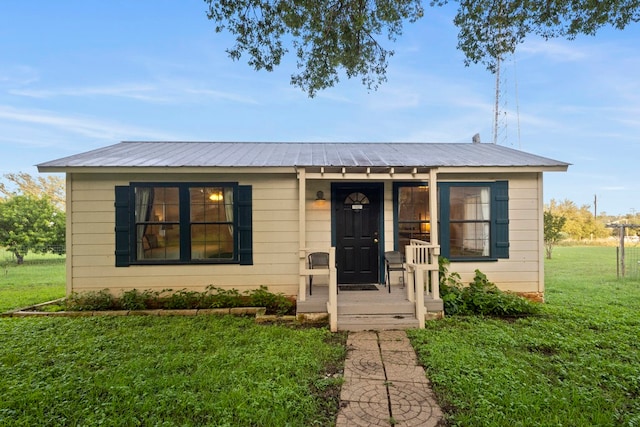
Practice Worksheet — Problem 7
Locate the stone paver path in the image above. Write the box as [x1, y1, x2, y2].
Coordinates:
[336, 330, 444, 427]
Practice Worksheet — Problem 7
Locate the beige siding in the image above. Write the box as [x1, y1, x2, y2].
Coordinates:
[66, 170, 545, 298]
[68, 172, 301, 296]
[446, 172, 544, 293]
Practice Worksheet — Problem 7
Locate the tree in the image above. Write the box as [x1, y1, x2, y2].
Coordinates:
[205, 0, 640, 96]
[0, 195, 65, 264]
[0, 172, 65, 210]
[546, 199, 609, 240]
[544, 210, 566, 259]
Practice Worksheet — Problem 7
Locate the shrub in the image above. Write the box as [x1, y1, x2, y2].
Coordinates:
[60, 286, 295, 315]
[65, 289, 115, 311]
[439, 258, 540, 317]
[247, 286, 295, 315]
[439, 257, 466, 315]
[163, 289, 206, 309]
[206, 286, 245, 308]
[119, 289, 162, 310]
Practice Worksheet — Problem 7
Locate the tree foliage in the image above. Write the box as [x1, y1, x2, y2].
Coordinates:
[0, 172, 65, 210]
[544, 210, 566, 259]
[205, 0, 640, 95]
[206, 0, 424, 96]
[546, 198, 609, 241]
[452, 0, 640, 71]
[0, 195, 65, 264]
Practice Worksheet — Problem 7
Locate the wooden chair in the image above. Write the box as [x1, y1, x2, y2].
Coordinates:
[384, 251, 406, 293]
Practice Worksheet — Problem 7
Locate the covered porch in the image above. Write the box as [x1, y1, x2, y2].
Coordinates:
[295, 166, 443, 331]
[297, 241, 443, 331]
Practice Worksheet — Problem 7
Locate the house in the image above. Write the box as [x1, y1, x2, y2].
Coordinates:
[38, 141, 569, 330]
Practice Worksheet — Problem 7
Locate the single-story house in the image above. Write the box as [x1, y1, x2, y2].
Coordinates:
[38, 141, 569, 330]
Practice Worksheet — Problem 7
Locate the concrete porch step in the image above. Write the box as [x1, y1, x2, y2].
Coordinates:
[337, 314, 420, 331]
[338, 299, 415, 316]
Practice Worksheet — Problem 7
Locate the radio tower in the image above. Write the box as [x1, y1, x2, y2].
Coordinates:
[492, 54, 521, 148]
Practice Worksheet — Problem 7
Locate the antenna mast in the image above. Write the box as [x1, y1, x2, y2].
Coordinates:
[493, 57, 501, 144]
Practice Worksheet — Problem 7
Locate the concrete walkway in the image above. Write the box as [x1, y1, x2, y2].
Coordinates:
[336, 330, 444, 427]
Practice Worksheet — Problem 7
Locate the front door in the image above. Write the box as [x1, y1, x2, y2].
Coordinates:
[334, 184, 381, 284]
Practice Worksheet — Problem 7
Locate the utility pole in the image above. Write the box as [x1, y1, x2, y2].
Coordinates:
[593, 194, 597, 218]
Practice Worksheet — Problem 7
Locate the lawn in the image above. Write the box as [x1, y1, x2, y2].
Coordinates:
[0, 250, 348, 426]
[0, 315, 346, 426]
[0, 249, 66, 313]
[2, 246, 639, 425]
[409, 246, 640, 426]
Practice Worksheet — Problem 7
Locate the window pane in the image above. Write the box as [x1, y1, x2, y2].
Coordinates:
[397, 185, 430, 247]
[450, 187, 490, 221]
[190, 186, 234, 260]
[191, 224, 234, 260]
[135, 186, 180, 260]
[137, 224, 181, 260]
[398, 223, 431, 249]
[398, 186, 429, 222]
[449, 223, 489, 257]
[345, 192, 369, 205]
[190, 187, 231, 222]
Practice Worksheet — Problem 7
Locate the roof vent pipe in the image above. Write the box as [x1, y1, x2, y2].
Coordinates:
[472, 133, 481, 144]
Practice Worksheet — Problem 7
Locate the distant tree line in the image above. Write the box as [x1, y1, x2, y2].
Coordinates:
[0, 173, 65, 264]
[544, 198, 640, 259]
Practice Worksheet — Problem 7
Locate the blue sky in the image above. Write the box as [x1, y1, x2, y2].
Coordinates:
[1, 1, 639, 215]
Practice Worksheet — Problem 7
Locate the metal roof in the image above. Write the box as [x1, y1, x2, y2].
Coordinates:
[37, 141, 570, 169]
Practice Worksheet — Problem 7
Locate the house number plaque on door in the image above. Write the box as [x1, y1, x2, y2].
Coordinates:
[351, 204, 363, 210]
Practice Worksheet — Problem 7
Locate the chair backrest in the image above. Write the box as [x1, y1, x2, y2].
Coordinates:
[384, 251, 404, 265]
[308, 252, 330, 269]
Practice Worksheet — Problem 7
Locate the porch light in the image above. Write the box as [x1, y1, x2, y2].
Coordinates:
[315, 190, 325, 201]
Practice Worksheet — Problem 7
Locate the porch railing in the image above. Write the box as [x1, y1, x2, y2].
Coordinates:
[299, 247, 337, 331]
[405, 239, 440, 328]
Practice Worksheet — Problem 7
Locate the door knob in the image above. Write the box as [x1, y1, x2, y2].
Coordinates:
[373, 238, 379, 243]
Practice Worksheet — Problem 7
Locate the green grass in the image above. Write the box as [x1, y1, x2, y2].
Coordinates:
[409, 246, 640, 426]
[0, 316, 346, 426]
[3, 245, 640, 425]
[0, 250, 346, 426]
[0, 250, 65, 313]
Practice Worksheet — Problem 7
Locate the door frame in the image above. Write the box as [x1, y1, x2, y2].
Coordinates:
[331, 182, 385, 284]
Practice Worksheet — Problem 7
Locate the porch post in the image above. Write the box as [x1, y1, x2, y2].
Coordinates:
[298, 168, 307, 302]
[415, 267, 426, 329]
[328, 247, 338, 332]
[429, 168, 440, 323]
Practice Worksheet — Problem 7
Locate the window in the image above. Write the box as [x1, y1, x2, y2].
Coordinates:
[393, 181, 509, 260]
[439, 181, 509, 260]
[344, 192, 370, 206]
[448, 186, 490, 257]
[115, 183, 252, 266]
[393, 184, 430, 249]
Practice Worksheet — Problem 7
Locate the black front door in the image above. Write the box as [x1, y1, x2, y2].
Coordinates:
[334, 184, 381, 284]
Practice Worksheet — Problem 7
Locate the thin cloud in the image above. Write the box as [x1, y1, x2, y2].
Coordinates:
[184, 88, 258, 105]
[10, 83, 169, 103]
[10, 80, 260, 105]
[0, 65, 39, 86]
[519, 39, 590, 62]
[0, 105, 176, 141]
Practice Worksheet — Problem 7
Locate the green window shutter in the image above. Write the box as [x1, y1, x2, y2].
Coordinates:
[237, 185, 253, 265]
[438, 183, 451, 258]
[492, 181, 510, 258]
[114, 186, 131, 267]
